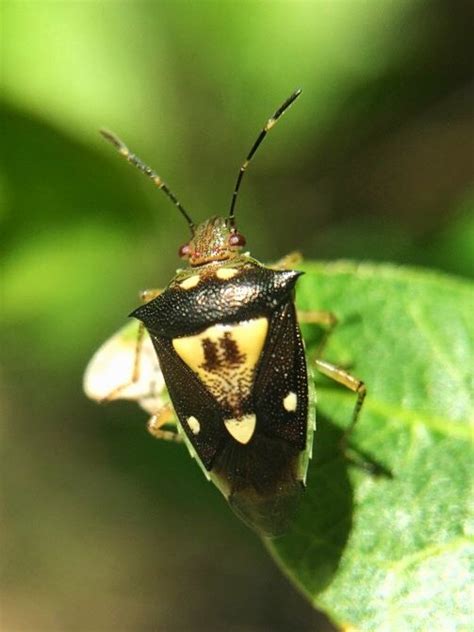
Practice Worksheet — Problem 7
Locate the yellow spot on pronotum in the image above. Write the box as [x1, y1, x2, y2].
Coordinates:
[224, 414, 256, 444]
[187, 416, 201, 435]
[216, 267, 238, 280]
[179, 275, 200, 290]
[283, 391, 297, 412]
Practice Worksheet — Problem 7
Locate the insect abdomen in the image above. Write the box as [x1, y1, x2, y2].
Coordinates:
[212, 431, 305, 537]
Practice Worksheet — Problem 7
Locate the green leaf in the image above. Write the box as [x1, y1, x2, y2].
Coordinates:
[268, 261, 473, 631]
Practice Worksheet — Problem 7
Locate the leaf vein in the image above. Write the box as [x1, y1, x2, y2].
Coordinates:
[318, 388, 472, 440]
[407, 303, 467, 384]
[383, 536, 474, 573]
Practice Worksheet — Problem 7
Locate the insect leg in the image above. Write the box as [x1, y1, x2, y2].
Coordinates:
[298, 309, 338, 356]
[315, 358, 366, 447]
[314, 359, 390, 476]
[271, 251, 303, 270]
[139, 288, 163, 302]
[100, 288, 164, 402]
[147, 405, 183, 443]
[298, 310, 337, 327]
[274, 257, 338, 353]
[100, 322, 146, 402]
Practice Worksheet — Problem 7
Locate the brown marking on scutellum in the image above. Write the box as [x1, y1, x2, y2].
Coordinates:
[200, 334, 246, 372]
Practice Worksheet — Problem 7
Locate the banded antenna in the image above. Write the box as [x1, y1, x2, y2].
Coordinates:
[100, 129, 195, 233]
[228, 88, 302, 226]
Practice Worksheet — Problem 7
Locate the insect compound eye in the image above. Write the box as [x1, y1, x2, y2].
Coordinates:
[178, 243, 191, 258]
[229, 231, 246, 248]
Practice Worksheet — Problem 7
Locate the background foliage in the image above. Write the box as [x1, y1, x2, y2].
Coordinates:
[1, 2, 473, 631]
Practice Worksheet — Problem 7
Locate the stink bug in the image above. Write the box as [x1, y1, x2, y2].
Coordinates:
[84, 90, 367, 537]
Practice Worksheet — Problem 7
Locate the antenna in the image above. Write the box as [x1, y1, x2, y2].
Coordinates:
[100, 129, 195, 233]
[228, 88, 302, 226]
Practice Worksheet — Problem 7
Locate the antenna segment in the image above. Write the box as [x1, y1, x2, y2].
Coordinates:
[228, 88, 302, 226]
[100, 129, 195, 233]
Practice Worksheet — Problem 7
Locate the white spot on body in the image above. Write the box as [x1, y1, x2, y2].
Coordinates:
[283, 391, 298, 412]
[187, 415, 201, 435]
[179, 274, 200, 290]
[224, 414, 256, 444]
[216, 267, 239, 280]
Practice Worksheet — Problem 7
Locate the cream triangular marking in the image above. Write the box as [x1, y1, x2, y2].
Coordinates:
[172, 317, 268, 407]
[224, 414, 256, 444]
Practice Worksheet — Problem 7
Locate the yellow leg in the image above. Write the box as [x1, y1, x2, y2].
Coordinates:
[271, 251, 303, 270]
[315, 361, 390, 476]
[101, 288, 163, 402]
[298, 310, 337, 327]
[139, 288, 163, 302]
[303, 310, 388, 475]
[100, 322, 146, 402]
[147, 405, 183, 443]
[298, 309, 364, 437]
[315, 358, 366, 446]
[298, 309, 339, 356]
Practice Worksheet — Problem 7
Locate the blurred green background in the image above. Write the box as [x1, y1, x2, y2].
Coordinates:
[1, 2, 473, 631]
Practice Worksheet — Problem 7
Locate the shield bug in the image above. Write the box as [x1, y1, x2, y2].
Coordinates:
[85, 89, 367, 537]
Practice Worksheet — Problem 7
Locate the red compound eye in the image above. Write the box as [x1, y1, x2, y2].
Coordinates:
[229, 232, 246, 247]
[178, 243, 191, 258]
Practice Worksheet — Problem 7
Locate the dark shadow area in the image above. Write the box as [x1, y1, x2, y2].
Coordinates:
[272, 416, 353, 597]
[2, 369, 338, 631]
